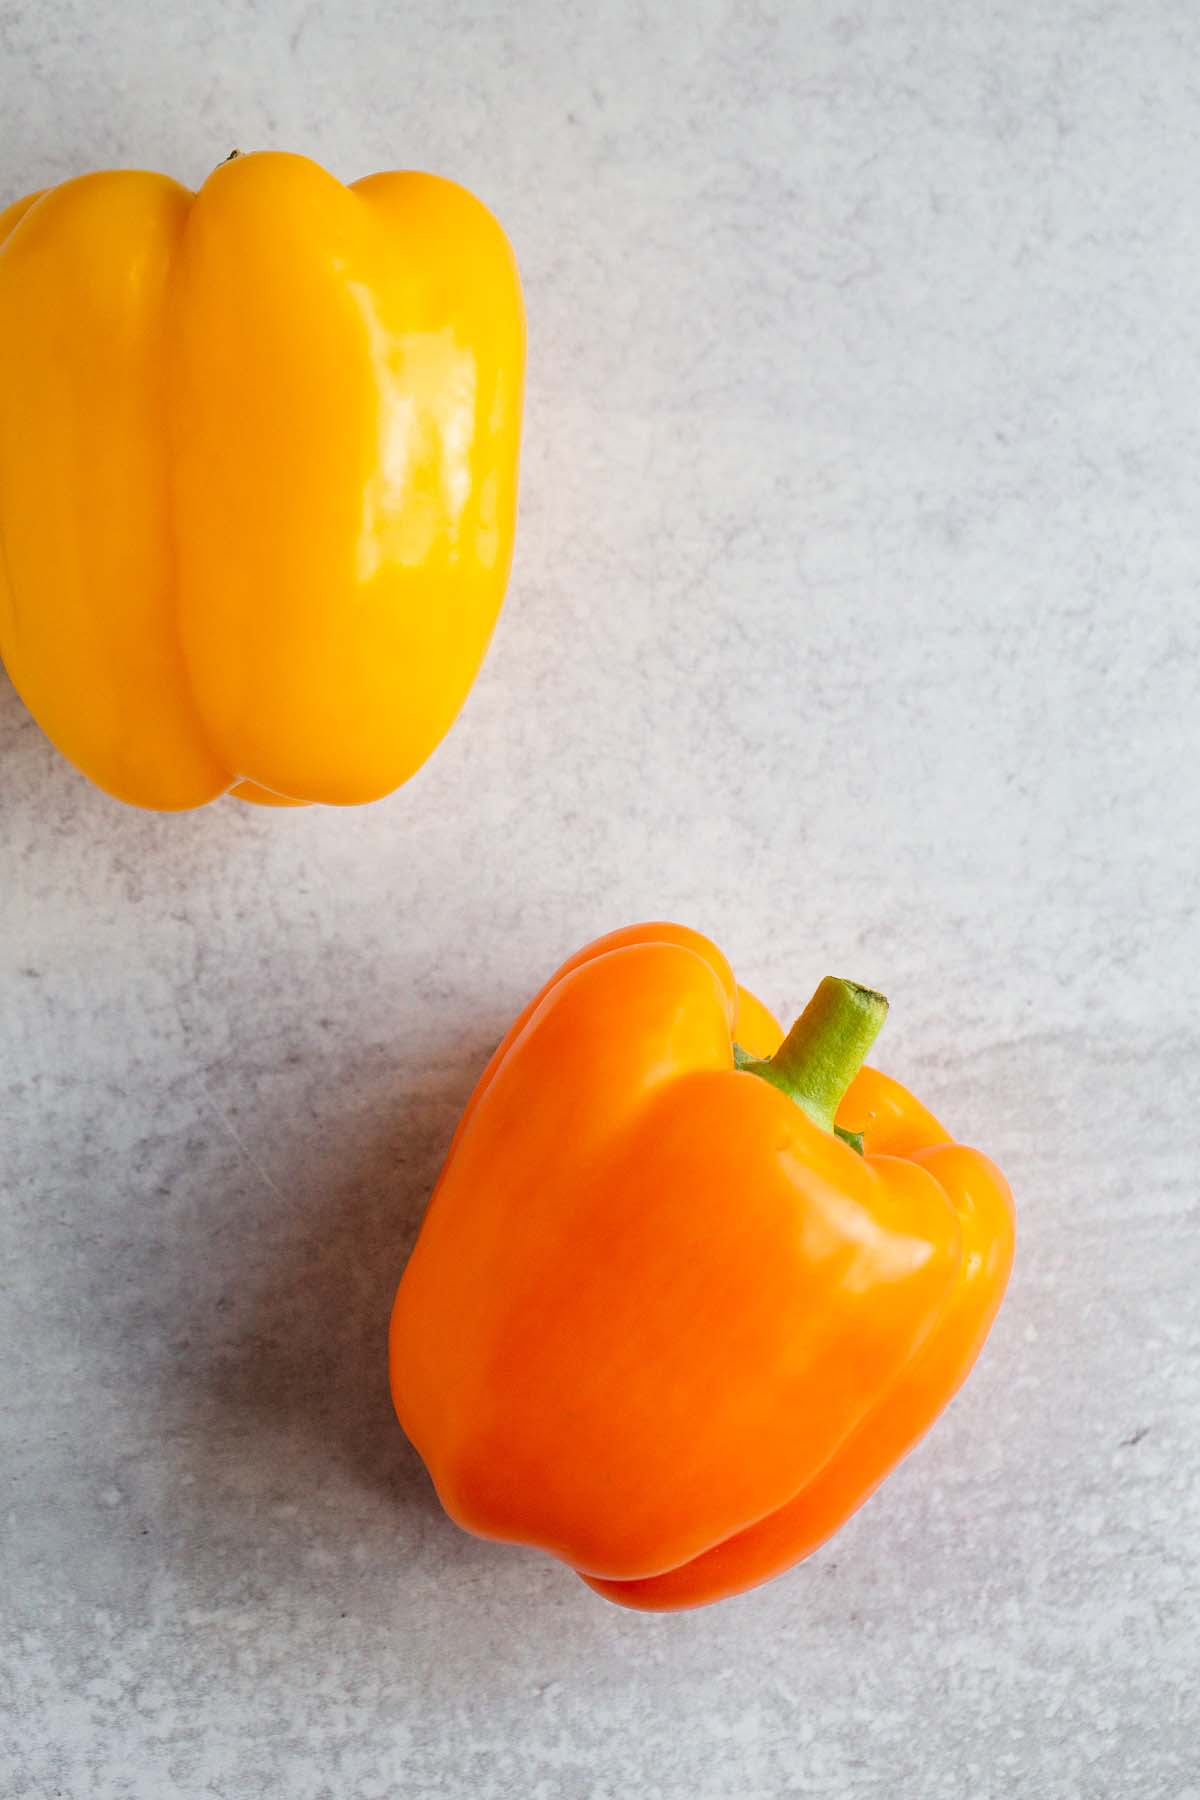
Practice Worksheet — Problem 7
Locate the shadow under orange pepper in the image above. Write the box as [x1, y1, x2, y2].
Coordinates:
[390, 923, 1015, 1610]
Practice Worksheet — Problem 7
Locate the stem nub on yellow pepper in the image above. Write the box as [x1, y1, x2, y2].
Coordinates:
[390, 923, 1016, 1611]
[0, 151, 525, 810]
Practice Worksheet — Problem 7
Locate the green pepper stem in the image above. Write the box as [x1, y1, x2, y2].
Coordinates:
[736, 977, 888, 1145]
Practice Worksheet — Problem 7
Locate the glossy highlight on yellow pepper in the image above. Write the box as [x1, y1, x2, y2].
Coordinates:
[0, 152, 525, 810]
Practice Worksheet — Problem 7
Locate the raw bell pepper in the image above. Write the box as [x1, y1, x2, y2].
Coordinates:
[389, 923, 1015, 1611]
[0, 151, 524, 810]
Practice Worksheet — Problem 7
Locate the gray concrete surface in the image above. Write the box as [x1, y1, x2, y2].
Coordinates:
[1, 2, 1198, 1794]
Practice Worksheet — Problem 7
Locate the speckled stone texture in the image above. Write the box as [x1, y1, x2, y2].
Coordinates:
[2, 2, 1198, 1795]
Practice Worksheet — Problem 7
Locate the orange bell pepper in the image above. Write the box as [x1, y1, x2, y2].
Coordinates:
[390, 922, 1015, 1611]
[0, 151, 524, 810]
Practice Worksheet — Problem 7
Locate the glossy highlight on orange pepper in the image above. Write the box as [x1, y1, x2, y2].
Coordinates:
[389, 923, 1015, 1611]
[0, 151, 524, 810]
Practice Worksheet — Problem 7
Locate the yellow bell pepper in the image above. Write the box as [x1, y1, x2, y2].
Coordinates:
[0, 152, 524, 810]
